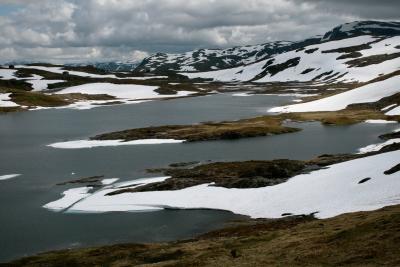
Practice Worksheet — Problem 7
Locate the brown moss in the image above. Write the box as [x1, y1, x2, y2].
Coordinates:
[92, 106, 399, 144]
[108, 160, 306, 195]
[0, 106, 24, 114]
[92, 116, 301, 142]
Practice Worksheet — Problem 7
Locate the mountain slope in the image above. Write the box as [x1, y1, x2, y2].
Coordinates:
[136, 21, 400, 82]
[134, 39, 318, 73]
[184, 35, 400, 83]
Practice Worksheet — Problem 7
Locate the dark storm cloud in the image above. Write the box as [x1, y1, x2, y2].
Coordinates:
[0, 0, 397, 63]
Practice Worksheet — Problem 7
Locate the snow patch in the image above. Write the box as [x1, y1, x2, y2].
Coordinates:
[364, 119, 398, 124]
[0, 174, 21, 181]
[385, 106, 400, 116]
[47, 139, 185, 149]
[0, 93, 19, 107]
[101, 178, 120, 185]
[0, 69, 17, 79]
[27, 76, 65, 91]
[381, 104, 398, 111]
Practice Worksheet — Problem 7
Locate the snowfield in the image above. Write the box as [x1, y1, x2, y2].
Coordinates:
[47, 139, 185, 149]
[269, 75, 400, 112]
[44, 150, 400, 219]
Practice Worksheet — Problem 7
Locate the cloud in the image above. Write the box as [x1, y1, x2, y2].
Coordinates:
[0, 0, 398, 63]
[305, 0, 400, 20]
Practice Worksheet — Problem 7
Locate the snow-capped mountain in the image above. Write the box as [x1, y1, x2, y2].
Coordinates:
[135, 39, 322, 73]
[135, 21, 400, 81]
[92, 61, 139, 72]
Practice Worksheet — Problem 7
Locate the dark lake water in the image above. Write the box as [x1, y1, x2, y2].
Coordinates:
[0, 93, 398, 261]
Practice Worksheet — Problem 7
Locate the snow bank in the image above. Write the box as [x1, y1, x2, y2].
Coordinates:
[232, 92, 318, 97]
[0, 69, 17, 79]
[269, 76, 400, 112]
[113, 177, 170, 188]
[44, 177, 170, 212]
[364, 119, 398, 124]
[0, 174, 21, 181]
[47, 139, 184, 149]
[44, 187, 93, 212]
[386, 106, 400, 116]
[381, 104, 398, 111]
[27, 76, 65, 91]
[47, 150, 400, 219]
[53, 83, 193, 100]
[101, 178, 119, 185]
[358, 139, 400, 153]
[0, 93, 19, 107]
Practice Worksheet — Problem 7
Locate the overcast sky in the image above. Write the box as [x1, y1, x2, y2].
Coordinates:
[0, 0, 398, 63]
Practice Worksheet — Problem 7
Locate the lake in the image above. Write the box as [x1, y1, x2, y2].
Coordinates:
[0, 93, 398, 261]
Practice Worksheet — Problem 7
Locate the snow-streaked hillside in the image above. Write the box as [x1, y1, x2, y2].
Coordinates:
[135, 40, 309, 73]
[183, 34, 400, 83]
[136, 21, 400, 76]
[269, 75, 400, 112]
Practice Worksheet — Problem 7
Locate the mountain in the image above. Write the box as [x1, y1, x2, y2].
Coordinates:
[134, 39, 322, 73]
[92, 61, 139, 72]
[135, 21, 400, 82]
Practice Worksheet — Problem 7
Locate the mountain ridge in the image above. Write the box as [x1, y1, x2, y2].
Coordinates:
[134, 20, 400, 76]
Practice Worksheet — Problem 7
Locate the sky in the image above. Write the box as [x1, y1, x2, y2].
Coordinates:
[0, 0, 398, 63]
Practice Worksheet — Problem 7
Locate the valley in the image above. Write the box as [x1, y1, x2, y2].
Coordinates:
[1, 20, 400, 266]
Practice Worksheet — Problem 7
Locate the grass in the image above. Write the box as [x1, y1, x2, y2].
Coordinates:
[5, 204, 400, 267]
